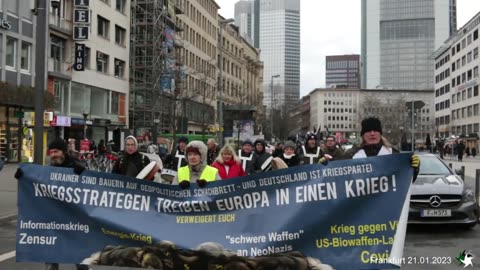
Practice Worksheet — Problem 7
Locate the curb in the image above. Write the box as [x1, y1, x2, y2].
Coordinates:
[0, 213, 17, 225]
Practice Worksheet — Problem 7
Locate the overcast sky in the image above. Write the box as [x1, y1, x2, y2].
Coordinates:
[215, 0, 480, 97]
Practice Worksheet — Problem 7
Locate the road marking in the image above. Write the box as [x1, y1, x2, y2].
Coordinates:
[0, 250, 15, 262]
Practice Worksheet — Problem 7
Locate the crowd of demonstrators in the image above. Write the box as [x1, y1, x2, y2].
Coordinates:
[211, 145, 246, 179]
[238, 140, 256, 175]
[165, 136, 188, 171]
[207, 138, 220, 165]
[172, 140, 220, 188]
[112, 136, 151, 178]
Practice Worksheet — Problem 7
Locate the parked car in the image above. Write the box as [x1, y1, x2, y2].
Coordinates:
[408, 153, 479, 228]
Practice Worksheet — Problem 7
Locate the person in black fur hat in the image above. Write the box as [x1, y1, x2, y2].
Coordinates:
[165, 136, 189, 171]
[345, 117, 420, 181]
[300, 132, 325, 165]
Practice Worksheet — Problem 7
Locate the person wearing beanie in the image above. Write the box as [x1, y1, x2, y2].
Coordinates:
[344, 117, 420, 181]
[323, 135, 346, 161]
[206, 138, 220, 165]
[165, 136, 189, 171]
[211, 145, 246, 180]
[300, 132, 325, 165]
[173, 140, 220, 188]
[238, 139, 256, 175]
[112, 135, 150, 178]
[15, 137, 88, 270]
[279, 140, 301, 167]
[253, 139, 273, 172]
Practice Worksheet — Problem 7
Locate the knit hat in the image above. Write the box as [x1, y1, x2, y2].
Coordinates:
[361, 117, 382, 136]
[178, 136, 189, 144]
[48, 138, 67, 152]
[185, 140, 208, 164]
[283, 140, 296, 150]
[242, 139, 253, 146]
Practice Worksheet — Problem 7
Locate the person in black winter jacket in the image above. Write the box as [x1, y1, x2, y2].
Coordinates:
[112, 136, 150, 177]
[279, 140, 301, 167]
[165, 136, 189, 171]
[15, 138, 88, 270]
[238, 139, 257, 175]
[253, 139, 273, 172]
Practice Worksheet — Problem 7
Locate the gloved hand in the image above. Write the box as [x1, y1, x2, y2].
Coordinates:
[14, 168, 24, 179]
[411, 154, 420, 169]
[73, 163, 85, 175]
[197, 179, 207, 188]
[179, 180, 190, 189]
[318, 157, 328, 165]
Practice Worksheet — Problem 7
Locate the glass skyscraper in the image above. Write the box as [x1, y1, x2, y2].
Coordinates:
[361, 0, 457, 90]
[259, 0, 300, 110]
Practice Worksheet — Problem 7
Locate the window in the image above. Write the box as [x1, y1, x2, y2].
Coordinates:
[474, 47, 479, 59]
[96, 51, 109, 73]
[97, 16, 110, 39]
[6, 37, 16, 68]
[21, 42, 31, 72]
[468, 87, 472, 98]
[50, 35, 65, 61]
[115, 25, 126, 46]
[114, 59, 125, 78]
[109, 91, 119, 114]
[84, 47, 90, 69]
[474, 86, 479, 96]
[474, 29, 479, 40]
[468, 52, 472, 63]
[116, 0, 126, 13]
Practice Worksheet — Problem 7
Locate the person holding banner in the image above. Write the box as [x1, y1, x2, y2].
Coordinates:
[173, 140, 220, 188]
[345, 117, 420, 180]
[238, 139, 256, 175]
[15, 138, 88, 270]
[112, 135, 150, 178]
[211, 145, 246, 179]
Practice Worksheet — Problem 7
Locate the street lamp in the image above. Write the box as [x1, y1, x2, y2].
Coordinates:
[270, 74, 280, 140]
[406, 100, 425, 152]
[217, 17, 234, 146]
[82, 110, 89, 140]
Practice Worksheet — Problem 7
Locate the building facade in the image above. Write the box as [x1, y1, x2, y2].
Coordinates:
[308, 88, 434, 147]
[220, 19, 263, 141]
[175, 0, 219, 134]
[259, 0, 300, 111]
[325, 55, 361, 88]
[433, 11, 480, 147]
[0, 0, 36, 162]
[49, 0, 130, 150]
[361, 0, 456, 90]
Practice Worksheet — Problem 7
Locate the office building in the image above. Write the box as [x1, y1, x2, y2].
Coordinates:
[433, 11, 480, 148]
[361, 0, 456, 90]
[326, 55, 360, 89]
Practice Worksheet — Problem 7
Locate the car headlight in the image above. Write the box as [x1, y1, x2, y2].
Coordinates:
[462, 189, 476, 203]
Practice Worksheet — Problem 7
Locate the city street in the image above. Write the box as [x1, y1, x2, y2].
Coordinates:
[0, 159, 479, 270]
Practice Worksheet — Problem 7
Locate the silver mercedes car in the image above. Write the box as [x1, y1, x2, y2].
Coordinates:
[408, 154, 479, 228]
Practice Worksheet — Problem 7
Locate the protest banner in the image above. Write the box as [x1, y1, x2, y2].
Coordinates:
[16, 153, 413, 270]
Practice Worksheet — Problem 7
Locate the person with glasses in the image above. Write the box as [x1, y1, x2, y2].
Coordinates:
[323, 135, 346, 161]
[112, 135, 150, 177]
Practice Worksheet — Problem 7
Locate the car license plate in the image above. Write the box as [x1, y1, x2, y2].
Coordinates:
[421, 209, 452, 217]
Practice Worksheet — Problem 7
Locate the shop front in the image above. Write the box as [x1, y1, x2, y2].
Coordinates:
[0, 106, 22, 163]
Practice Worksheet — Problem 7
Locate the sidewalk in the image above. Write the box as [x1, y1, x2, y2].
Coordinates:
[437, 154, 480, 179]
[0, 163, 18, 224]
